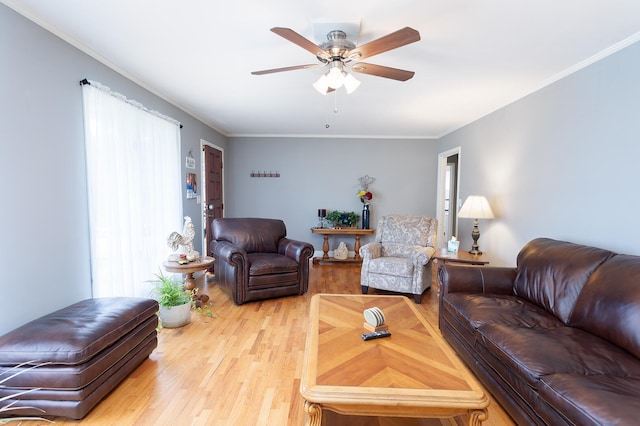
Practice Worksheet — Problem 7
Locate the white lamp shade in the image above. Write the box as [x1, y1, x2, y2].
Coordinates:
[343, 73, 360, 94]
[313, 74, 330, 95]
[458, 195, 495, 219]
[326, 66, 345, 89]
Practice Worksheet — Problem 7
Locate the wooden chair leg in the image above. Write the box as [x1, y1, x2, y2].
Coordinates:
[361, 285, 369, 295]
[413, 293, 422, 304]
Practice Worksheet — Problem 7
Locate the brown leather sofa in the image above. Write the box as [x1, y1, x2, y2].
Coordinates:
[438, 238, 640, 425]
[209, 218, 314, 305]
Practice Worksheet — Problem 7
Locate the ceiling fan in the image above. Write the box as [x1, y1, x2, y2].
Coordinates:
[251, 26, 421, 94]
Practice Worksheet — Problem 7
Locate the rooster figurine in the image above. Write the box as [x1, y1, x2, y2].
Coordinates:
[167, 216, 196, 257]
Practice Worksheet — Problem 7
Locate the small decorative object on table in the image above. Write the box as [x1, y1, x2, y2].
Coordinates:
[316, 208, 327, 228]
[357, 175, 375, 229]
[363, 306, 389, 332]
[334, 241, 349, 260]
[447, 236, 460, 253]
[167, 216, 199, 260]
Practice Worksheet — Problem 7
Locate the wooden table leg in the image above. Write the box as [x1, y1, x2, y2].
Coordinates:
[322, 235, 329, 259]
[354, 235, 362, 260]
[465, 408, 489, 426]
[304, 401, 322, 426]
[183, 272, 196, 291]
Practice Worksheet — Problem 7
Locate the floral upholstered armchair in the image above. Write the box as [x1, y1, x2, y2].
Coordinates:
[359, 215, 438, 303]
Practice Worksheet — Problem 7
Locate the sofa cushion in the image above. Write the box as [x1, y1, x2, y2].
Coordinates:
[539, 374, 640, 426]
[513, 238, 613, 324]
[443, 293, 564, 331]
[570, 254, 640, 359]
[477, 324, 640, 388]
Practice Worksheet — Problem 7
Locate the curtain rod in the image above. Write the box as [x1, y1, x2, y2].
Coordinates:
[79, 78, 183, 129]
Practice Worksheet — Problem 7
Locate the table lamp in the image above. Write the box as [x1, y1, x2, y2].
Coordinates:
[458, 195, 495, 255]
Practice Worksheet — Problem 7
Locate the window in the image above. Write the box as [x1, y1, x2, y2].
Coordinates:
[82, 81, 182, 297]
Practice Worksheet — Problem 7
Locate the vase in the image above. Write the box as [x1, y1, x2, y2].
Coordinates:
[362, 204, 370, 229]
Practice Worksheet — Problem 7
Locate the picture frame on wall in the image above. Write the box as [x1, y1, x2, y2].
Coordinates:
[186, 173, 197, 199]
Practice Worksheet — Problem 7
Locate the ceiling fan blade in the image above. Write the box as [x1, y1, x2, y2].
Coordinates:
[346, 27, 420, 61]
[270, 27, 329, 59]
[251, 64, 321, 75]
[351, 63, 415, 81]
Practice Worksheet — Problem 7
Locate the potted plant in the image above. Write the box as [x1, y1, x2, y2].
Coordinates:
[149, 270, 193, 328]
[326, 210, 360, 228]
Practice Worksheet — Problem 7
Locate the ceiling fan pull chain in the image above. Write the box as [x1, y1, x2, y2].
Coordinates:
[333, 89, 339, 114]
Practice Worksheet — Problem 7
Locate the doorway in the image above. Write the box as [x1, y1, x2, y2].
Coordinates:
[436, 147, 461, 248]
[201, 140, 224, 257]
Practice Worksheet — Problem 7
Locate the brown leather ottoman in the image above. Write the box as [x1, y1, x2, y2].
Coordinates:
[0, 297, 159, 419]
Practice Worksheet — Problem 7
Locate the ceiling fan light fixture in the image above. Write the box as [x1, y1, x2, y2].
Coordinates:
[343, 72, 360, 94]
[313, 74, 330, 95]
[326, 64, 345, 89]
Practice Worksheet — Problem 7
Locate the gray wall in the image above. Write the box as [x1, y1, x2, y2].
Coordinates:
[225, 137, 439, 252]
[3, 1, 640, 335]
[0, 4, 227, 335]
[439, 39, 640, 265]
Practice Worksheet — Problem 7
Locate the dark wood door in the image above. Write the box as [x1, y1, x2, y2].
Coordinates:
[203, 144, 223, 257]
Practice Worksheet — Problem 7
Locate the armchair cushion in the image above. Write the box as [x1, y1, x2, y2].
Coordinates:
[369, 257, 414, 277]
[249, 253, 298, 276]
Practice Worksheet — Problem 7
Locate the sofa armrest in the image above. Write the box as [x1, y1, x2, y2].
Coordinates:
[278, 238, 314, 263]
[359, 242, 382, 260]
[438, 263, 517, 295]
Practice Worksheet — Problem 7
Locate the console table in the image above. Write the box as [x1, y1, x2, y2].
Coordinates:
[311, 228, 375, 264]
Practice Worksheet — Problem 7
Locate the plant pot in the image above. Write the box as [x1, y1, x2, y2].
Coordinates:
[159, 301, 192, 328]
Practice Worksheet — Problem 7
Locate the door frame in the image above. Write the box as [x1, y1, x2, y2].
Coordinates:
[200, 139, 225, 256]
[436, 146, 461, 249]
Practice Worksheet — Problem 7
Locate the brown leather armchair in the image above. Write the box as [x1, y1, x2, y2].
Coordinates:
[209, 218, 314, 305]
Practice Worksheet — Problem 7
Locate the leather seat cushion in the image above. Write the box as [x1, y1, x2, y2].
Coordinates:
[443, 293, 564, 331]
[477, 323, 640, 388]
[249, 253, 298, 276]
[539, 374, 640, 425]
[369, 257, 413, 277]
[0, 297, 159, 365]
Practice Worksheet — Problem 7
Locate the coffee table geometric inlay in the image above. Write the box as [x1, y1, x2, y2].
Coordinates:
[300, 294, 489, 425]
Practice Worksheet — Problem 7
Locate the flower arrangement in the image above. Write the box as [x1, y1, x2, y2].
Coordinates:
[357, 175, 375, 206]
[357, 190, 372, 205]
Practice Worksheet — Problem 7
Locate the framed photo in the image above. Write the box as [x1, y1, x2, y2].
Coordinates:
[186, 173, 197, 199]
[185, 153, 196, 169]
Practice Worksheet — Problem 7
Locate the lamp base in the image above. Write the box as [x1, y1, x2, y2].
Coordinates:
[469, 219, 482, 255]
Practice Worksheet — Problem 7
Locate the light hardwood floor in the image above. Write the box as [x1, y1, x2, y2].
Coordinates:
[38, 263, 515, 426]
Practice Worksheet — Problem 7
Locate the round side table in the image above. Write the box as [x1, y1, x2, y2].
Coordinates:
[163, 256, 215, 291]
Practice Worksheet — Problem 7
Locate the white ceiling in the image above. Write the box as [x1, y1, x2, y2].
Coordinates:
[5, 0, 640, 139]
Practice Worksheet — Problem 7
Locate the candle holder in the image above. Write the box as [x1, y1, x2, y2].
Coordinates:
[317, 209, 327, 228]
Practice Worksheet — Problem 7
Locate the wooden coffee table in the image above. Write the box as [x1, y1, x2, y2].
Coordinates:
[300, 294, 489, 426]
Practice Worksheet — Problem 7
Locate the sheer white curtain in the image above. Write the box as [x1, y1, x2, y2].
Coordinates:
[82, 81, 183, 298]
